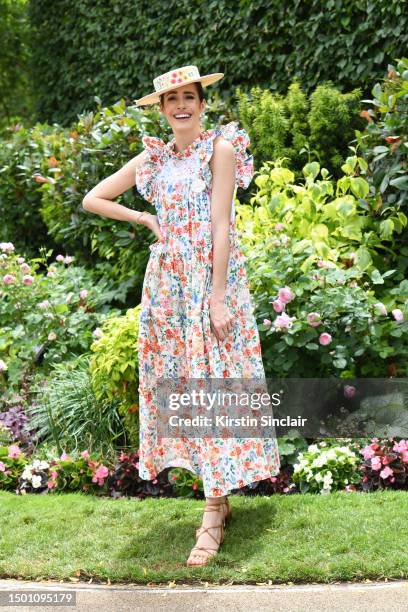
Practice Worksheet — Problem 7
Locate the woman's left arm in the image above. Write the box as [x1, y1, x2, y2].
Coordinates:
[209, 137, 236, 342]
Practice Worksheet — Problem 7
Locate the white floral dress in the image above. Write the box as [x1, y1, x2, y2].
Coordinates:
[135, 121, 280, 497]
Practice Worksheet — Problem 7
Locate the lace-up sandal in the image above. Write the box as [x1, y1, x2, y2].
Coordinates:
[195, 496, 232, 538]
[186, 499, 227, 567]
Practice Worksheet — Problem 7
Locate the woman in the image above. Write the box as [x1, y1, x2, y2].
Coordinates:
[83, 65, 280, 567]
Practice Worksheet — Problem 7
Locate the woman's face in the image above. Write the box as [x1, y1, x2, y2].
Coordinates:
[160, 83, 206, 133]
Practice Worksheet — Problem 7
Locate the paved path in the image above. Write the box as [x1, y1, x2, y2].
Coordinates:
[1, 578, 407, 611]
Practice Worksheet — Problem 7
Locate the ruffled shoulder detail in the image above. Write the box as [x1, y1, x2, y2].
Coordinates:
[135, 135, 168, 204]
[204, 121, 254, 189]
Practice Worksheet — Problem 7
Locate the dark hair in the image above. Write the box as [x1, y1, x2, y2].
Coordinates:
[159, 81, 205, 107]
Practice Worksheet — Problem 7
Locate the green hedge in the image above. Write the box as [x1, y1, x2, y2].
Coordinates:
[27, 0, 408, 126]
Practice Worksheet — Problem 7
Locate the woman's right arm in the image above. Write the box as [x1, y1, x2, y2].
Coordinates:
[82, 151, 147, 225]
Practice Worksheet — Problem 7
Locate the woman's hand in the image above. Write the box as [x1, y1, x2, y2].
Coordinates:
[139, 212, 164, 242]
[209, 294, 234, 342]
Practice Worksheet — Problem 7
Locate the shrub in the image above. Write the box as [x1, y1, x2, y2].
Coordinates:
[236, 159, 408, 377]
[359, 437, 408, 491]
[27, 355, 126, 462]
[0, 242, 118, 390]
[89, 306, 141, 447]
[237, 80, 365, 178]
[291, 440, 363, 494]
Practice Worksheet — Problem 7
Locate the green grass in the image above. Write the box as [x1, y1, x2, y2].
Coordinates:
[1, 490, 408, 585]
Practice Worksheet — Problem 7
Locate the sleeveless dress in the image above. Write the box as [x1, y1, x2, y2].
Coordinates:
[135, 120, 281, 497]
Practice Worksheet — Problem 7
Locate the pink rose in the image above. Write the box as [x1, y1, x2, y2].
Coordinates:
[307, 312, 322, 327]
[278, 286, 295, 304]
[274, 312, 296, 331]
[3, 274, 15, 285]
[344, 385, 356, 399]
[56, 254, 65, 261]
[81, 450, 90, 459]
[263, 319, 272, 327]
[374, 302, 387, 316]
[392, 308, 404, 322]
[22, 275, 34, 285]
[272, 299, 285, 313]
[319, 332, 332, 346]
[0, 461, 6, 472]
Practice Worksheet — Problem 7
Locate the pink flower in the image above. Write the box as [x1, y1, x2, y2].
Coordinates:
[274, 223, 284, 231]
[402, 451, 408, 463]
[92, 464, 109, 486]
[20, 263, 31, 273]
[64, 256, 74, 264]
[47, 480, 56, 489]
[392, 308, 404, 322]
[274, 312, 296, 331]
[38, 300, 50, 309]
[81, 450, 90, 459]
[374, 302, 387, 316]
[0, 242, 15, 252]
[192, 482, 198, 490]
[79, 289, 88, 299]
[319, 332, 332, 346]
[362, 445, 376, 460]
[0, 461, 6, 472]
[272, 299, 285, 313]
[60, 451, 69, 460]
[56, 254, 65, 261]
[8, 445, 22, 458]
[22, 275, 34, 285]
[92, 327, 103, 339]
[344, 385, 356, 399]
[393, 440, 408, 453]
[3, 274, 15, 285]
[270, 476, 277, 483]
[51, 471, 58, 479]
[17, 257, 25, 264]
[307, 312, 322, 327]
[278, 286, 295, 304]
[380, 466, 394, 480]
[371, 456, 382, 471]
[263, 319, 272, 327]
[152, 478, 158, 484]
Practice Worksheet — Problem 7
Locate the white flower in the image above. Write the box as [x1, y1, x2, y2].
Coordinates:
[31, 475, 42, 488]
[21, 467, 33, 479]
[0, 359, 8, 372]
[326, 448, 337, 460]
[92, 327, 103, 339]
[308, 444, 319, 453]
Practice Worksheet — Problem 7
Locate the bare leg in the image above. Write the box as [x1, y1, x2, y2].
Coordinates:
[186, 495, 230, 566]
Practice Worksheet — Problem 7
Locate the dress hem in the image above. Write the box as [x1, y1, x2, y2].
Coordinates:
[139, 460, 281, 498]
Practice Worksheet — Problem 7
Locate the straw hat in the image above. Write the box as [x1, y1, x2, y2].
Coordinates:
[134, 65, 224, 106]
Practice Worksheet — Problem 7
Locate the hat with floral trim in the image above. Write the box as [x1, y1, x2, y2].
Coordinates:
[134, 65, 224, 106]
